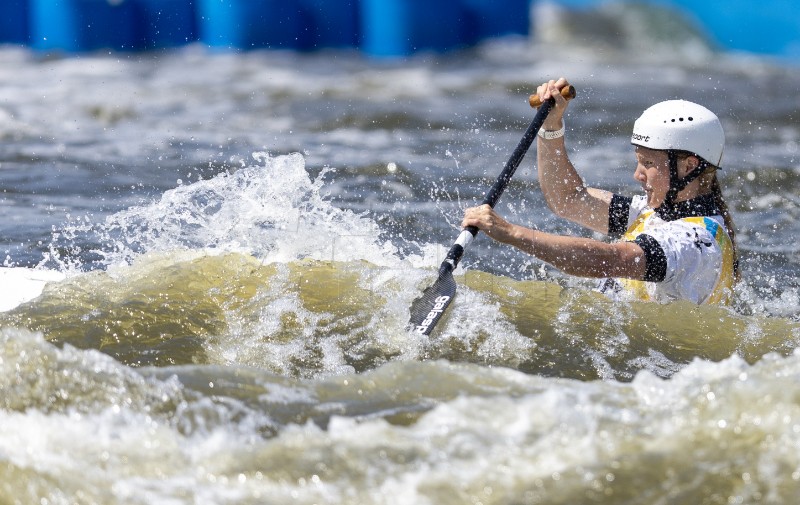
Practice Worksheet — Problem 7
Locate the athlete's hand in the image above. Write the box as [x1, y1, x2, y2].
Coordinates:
[535, 77, 571, 131]
[462, 204, 516, 244]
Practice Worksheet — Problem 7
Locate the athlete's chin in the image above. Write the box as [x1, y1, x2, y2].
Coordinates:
[645, 192, 661, 208]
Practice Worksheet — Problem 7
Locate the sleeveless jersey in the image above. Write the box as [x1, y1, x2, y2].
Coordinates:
[599, 194, 735, 304]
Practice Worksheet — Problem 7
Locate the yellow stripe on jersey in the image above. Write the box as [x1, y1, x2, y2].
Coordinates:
[682, 216, 735, 304]
[617, 210, 656, 302]
[617, 211, 735, 304]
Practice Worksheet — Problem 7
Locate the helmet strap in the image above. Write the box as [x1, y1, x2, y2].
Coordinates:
[661, 150, 709, 210]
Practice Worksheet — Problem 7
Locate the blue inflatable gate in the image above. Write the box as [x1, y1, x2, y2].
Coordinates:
[0, 0, 531, 55]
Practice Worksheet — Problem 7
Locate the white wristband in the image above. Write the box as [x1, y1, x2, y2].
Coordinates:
[538, 123, 565, 140]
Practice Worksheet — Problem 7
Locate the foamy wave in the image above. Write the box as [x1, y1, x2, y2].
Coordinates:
[59, 152, 405, 269]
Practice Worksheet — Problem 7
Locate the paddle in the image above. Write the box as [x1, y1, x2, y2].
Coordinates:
[407, 85, 576, 335]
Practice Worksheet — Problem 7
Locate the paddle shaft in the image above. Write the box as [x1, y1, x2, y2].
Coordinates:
[439, 92, 566, 275]
[408, 85, 575, 336]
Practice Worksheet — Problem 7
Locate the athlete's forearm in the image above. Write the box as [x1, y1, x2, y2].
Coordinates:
[536, 135, 613, 234]
[536, 135, 587, 214]
[503, 225, 646, 279]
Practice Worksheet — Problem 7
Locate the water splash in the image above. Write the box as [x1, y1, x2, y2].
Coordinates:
[48, 152, 405, 271]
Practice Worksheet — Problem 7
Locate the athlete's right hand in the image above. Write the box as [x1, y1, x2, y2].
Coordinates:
[536, 77, 571, 130]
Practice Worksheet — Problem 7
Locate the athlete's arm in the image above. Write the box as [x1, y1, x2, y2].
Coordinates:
[535, 78, 613, 235]
[462, 205, 647, 279]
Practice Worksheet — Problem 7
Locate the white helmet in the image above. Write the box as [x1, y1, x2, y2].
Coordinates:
[631, 100, 724, 167]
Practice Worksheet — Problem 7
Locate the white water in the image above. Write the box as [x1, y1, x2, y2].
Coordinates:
[2, 3, 800, 500]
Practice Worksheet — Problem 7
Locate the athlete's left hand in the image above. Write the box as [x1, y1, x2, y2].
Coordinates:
[462, 204, 516, 243]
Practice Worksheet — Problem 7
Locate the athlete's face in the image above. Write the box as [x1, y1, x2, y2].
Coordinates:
[633, 147, 672, 208]
[634, 147, 702, 208]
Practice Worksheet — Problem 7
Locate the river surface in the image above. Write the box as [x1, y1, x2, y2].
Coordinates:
[2, 3, 800, 503]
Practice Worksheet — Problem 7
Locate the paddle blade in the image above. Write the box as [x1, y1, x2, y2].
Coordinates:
[407, 267, 457, 336]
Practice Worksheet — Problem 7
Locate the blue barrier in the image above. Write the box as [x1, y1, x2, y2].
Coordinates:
[136, 0, 197, 49]
[463, 0, 530, 41]
[0, 0, 29, 44]
[6, 0, 799, 58]
[544, 0, 800, 60]
[12, 0, 530, 54]
[360, 0, 530, 56]
[31, 0, 140, 51]
[197, 0, 358, 50]
[361, 0, 472, 56]
[661, 0, 800, 58]
[197, 0, 307, 49]
[30, 0, 195, 51]
[303, 0, 359, 49]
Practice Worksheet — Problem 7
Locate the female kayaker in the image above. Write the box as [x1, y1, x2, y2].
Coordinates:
[462, 77, 739, 304]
